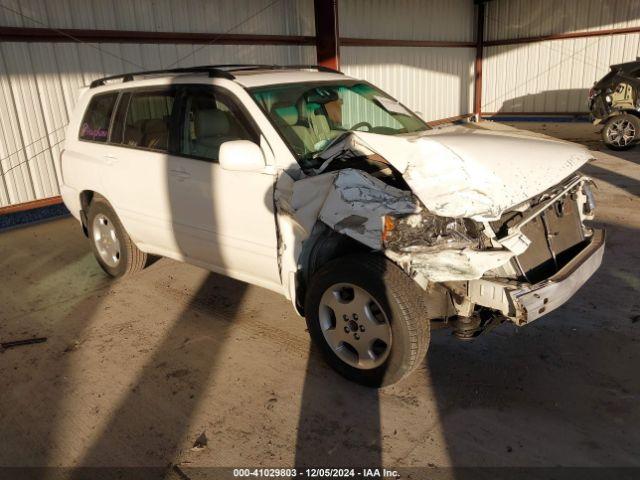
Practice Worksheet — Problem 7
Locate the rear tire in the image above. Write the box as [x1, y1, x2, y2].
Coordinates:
[602, 114, 639, 151]
[304, 254, 430, 388]
[86, 197, 147, 278]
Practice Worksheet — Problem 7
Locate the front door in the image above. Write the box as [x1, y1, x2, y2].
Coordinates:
[167, 85, 280, 290]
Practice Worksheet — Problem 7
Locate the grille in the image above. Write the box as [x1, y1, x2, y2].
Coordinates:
[492, 194, 587, 284]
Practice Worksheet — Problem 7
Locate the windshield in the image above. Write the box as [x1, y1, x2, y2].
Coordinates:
[250, 81, 428, 168]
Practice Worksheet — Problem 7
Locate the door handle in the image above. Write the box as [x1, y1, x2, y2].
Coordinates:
[169, 168, 191, 181]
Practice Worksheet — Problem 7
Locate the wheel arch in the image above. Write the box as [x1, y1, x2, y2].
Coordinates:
[293, 222, 371, 316]
[78, 190, 109, 236]
[608, 109, 640, 119]
[292, 222, 453, 320]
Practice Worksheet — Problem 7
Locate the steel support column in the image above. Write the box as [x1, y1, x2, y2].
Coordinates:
[474, 1, 486, 117]
[314, 0, 339, 70]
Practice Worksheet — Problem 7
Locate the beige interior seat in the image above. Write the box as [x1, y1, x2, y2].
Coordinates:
[123, 125, 142, 146]
[191, 109, 238, 160]
[143, 119, 168, 150]
[272, 104, 316, 154]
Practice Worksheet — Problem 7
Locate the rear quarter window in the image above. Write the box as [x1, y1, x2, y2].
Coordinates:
[79, 92, 118, 142]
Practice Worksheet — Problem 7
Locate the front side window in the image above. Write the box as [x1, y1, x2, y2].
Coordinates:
[180, 87, 254, 162]
[250, 81, 428, 167]
[121, 90, 177, 151]
[79, 92, 118, 142]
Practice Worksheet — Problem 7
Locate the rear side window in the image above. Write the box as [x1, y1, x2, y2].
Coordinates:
[78, 92, 118, 142]
[120, 90, 177, 152]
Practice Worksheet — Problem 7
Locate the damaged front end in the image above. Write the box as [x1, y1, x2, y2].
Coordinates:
[275, 125, 604, 335]
[382, 211, 511, 286]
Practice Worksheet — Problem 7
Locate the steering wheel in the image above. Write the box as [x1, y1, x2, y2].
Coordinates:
[351, 121, 373, 131]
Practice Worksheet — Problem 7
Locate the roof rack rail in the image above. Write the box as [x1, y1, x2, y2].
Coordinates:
[88, 63, 342, 88]
[277, 64, 342, 74]
[89, 66, 236, 88]
[194, 64, 342, 74]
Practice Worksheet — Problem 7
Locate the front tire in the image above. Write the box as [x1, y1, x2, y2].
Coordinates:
[304, 254, 430, 387]
[602, 114, 639, 151]
[86, 197, 147, 278]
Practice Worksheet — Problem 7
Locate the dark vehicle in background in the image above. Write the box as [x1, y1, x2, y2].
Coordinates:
[589, 59, 640, 150]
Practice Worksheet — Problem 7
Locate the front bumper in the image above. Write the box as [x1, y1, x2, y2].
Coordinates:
[468, 229, 605, 325]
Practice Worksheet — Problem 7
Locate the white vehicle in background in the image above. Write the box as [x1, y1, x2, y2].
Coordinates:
[60, 65, 604, 387]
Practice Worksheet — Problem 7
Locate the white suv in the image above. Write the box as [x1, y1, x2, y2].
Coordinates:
[61, 65, 605, 387]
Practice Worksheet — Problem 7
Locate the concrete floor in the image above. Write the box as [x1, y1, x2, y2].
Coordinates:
[1, 122, 639, 473]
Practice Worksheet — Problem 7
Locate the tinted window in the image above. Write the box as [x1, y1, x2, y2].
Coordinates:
[79, 92, 118, 142]
[122, 90, 177, 151]
[180, 87, 254, 162]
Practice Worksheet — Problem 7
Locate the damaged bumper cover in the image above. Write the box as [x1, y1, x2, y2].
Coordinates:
[468, 229, 605, 325]
[277, 126, 600, 321]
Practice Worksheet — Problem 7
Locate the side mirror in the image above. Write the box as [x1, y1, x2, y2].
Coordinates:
[219, 140, 265, 172]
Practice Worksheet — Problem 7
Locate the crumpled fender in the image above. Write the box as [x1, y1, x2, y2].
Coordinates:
[274, 168, 514, 300]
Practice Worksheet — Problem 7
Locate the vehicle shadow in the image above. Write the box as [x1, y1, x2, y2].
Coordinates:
[0, 219, 110, 471]
[425, 218, 640, 472]
[294, 255, 408, 470]
[295, 344, 382, 468]
[583, 162, 640, 198]
[495, 89, 590, 115]
[70, 272, 247, 470]
[70, 80, 256, 474]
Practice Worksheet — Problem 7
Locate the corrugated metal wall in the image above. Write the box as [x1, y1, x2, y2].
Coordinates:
[0, 0, 314, 208]
[339, 0, 474, 42]
[484, 0, 640, 41]
[3, 0, 639, 209]
[340, 0, 475, 121]
[342, 47, 475, 121]
[0, 0, 315, 35]
[482, 0, 640, 113]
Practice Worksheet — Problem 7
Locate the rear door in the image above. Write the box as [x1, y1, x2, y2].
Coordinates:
[101, 87, 181, 255]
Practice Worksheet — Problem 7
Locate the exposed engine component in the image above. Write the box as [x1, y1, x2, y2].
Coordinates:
[450, 311, 504, 341]
[382, 211, 479, 252]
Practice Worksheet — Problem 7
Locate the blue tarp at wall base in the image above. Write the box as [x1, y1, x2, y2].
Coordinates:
[484, 114, 591, 123]
[0, 203, 70, 231]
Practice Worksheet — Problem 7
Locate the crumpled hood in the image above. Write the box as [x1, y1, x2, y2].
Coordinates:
[334, 126, 593, 221]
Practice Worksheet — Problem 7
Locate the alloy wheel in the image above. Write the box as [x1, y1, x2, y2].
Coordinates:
[92, 213, 121, 268]
[607, 118, 636, 147]
[318, 283, 392, 370]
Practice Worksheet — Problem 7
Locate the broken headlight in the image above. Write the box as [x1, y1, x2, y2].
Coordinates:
[382, 211, 480, 252]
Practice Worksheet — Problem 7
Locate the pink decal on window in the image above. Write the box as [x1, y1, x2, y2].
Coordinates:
[81, 123, 108, 139]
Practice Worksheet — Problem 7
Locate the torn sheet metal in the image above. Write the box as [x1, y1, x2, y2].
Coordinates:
[317, 169, 419, 249]
[274, 124, 595, 297]
[317, 127, 593, 222]
[276, 167, 516, 289]
[382, 211, 476, 252]
[381, 210, 515, 285]
[387, 248, 515, 284]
